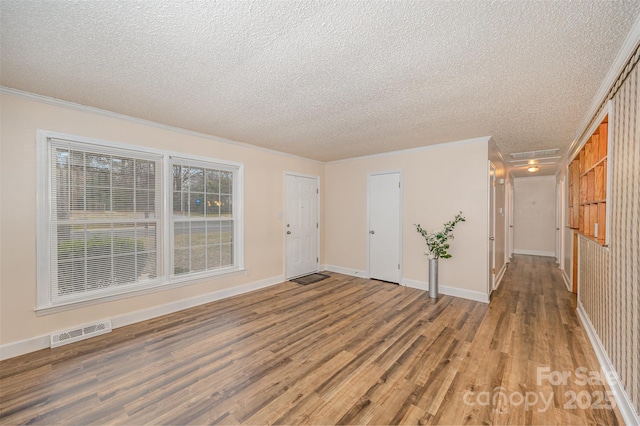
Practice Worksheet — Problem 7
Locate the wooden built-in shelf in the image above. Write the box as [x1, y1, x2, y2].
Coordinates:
[568, 115, 608, 245]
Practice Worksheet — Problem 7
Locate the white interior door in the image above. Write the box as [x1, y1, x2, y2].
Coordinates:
[489, 162, 496, 292]
[368, 172, 401, 283]
[285, 174, 319, 279]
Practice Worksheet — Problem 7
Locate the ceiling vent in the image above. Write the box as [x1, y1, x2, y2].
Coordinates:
[510, 149, 561, 168]
[510, 148, 559, 160]
[512, 159, 560, 166]
[50, 320, 112, 348]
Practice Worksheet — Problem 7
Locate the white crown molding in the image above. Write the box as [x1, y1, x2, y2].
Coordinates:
[0, 274, 284, 360]
[1, 86, 493, 166]
[562, 13, 640, 168]
[488, 136, 508, 165]
[577, 302, 640, 426]
[326, 136, 492, 165]
[0, 86, 323, 165]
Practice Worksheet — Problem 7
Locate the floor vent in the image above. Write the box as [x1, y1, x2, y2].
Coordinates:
[50, 320, 112, 348]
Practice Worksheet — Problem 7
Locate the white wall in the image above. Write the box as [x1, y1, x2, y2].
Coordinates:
[0, 90, 497, 357]
[513, 176, 556, 256]
[325, 138, 490, 302]
[0, 91, 325, 352]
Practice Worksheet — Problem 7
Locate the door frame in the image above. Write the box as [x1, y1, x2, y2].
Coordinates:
[555, 178, 565, 268]
[283, 172, 320, 279]
[504, 177, 511, 265]
[366, 170, 403, 284]
[572, 231, 578, 293]
[507, 179, 514, 261]
[488, 161, 497, 294]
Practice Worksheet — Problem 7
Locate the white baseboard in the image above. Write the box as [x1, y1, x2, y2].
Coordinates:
[0, 274, 284, 361]
[562, 269, 572, 292]
[0, 335, 51, 361]
[323, 264, 368, 278]
[576, 302, 640, 426]
[403, 279, 489, 304]
[403, 278, 428, 291]
[323, 266, 488, 303]
[513, 249, 556, 257]
[110, 274, 284, 329]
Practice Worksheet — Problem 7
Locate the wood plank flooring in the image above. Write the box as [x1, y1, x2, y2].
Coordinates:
[0, 255, 623, 424]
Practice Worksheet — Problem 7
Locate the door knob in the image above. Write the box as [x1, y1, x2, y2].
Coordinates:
[370, 230, 375, 234]
[489, 237, 495, 241]
[286, 231, 291, 234]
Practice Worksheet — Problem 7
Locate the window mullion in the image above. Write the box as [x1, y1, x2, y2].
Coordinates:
[163, 155, 172, 279]
[110, 155, 115, 291]
[133, 158, 138, 282]
[82, 152, 89, 294]
[205, 171, 211, 272]
[187, 166, 192, 274]
[66, 148, 71, 215]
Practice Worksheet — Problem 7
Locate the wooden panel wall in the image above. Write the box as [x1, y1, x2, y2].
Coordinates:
[579, 56, 639, 416]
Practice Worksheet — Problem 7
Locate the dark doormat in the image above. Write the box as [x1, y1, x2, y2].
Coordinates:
[290, 273, 330, 285]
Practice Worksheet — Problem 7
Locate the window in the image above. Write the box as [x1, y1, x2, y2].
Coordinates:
[37, 131, 243, 311]
[171, 159, 236, 276]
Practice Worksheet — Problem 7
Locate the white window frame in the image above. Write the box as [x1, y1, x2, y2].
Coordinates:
[169, 156, 242, 279]
[36, 130, 244, 314]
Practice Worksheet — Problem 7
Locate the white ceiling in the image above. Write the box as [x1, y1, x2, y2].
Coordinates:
[2, 1, 639, 176]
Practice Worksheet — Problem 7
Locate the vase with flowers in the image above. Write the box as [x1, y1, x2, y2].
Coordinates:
[414, 212, 466, 298]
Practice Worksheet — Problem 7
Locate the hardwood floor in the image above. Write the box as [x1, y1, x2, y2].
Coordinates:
[0, 255, 622, 424]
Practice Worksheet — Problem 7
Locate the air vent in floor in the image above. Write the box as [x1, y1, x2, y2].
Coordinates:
[50, 320, 112, 348]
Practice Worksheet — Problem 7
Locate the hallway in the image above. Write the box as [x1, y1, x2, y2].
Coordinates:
[461, 255, 621, 424]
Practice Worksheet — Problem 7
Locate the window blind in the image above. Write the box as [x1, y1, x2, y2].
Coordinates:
[49, 138, 162, 303]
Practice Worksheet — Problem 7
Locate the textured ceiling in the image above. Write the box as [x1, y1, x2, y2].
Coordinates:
[2, 1, 640, 175]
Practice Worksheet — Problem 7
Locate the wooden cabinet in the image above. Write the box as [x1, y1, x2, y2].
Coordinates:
[568, 115, 608, 245]
[568, 157, 580, 228]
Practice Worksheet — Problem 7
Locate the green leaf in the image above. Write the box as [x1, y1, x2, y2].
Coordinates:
[414, 212, 465, 260]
